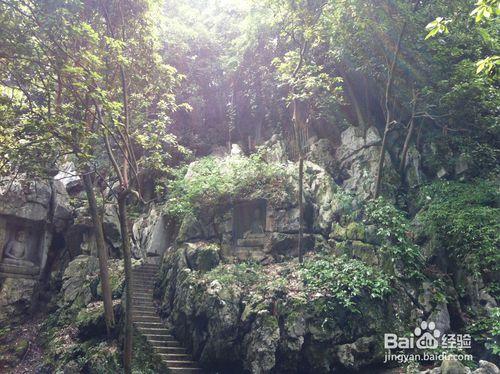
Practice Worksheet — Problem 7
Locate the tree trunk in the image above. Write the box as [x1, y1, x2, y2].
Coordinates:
[373, 21, 407, 198]
[298, 153, 304, 264]
[292, 98, 306, 264]
[399, 117, 417, 180]
[82, 171, 115, 336]
[399, 90, 418, 179]
[118, 190, 133, 374]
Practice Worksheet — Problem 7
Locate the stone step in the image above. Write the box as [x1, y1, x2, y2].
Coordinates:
[132, 297, 154, 303]
[234, 246, 265, 251]
[131, 285, 154, 290]
[131, 284, 155, 288]
[131, 265, 201, 372]
[133, 266, 158, 271]
[132, 299, 156, 310]
[131, 283, 155, 288]
[132, 306, 156, 311]
[132, 300, 155, 307]
[236, 238, 265, 247]
[168, 368, 203, 374]
[138, 326, 170, 335]
[154, 346, 187, 354]
[133, 267, 158, 272]
[132, 315, 161, 323]
[149, 339, 181, 347]
[133, 264, 159, 268]
[0, 271, 38, 279]
[233, 247, 267, 261]
[133, 264, 158, 269]
[159, 353, 192, 361]
[132, 268, 158, 277]
[132, 313, 157, 318]
[132, 270, 157, 275]
[132, 276, 156, 281]
[164, 360, 200, 368]
[132, 293, 153, 300]
[131, 277, 155, 282]
[132, 291, 153, 300]
[243, 232, 267, 238]
[131, 305, 156, 311]
[132, 303, 158, 316]
[134, 321, 164, 328]
[132, 273, 157, 278]
[131, 286, 154, 291]
[0, 263, 40, 276]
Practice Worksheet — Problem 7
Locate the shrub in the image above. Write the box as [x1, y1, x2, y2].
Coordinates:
[164, 153, 290, 217]
[467, 307, 500, 358]
[364, 198, 424, 278]
[301, 254, 391, 313]
[417, 179, 499, 279]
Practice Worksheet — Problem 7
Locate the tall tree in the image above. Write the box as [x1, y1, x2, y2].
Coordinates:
[0, 1, 184, 369]
[0, 0, 117, 334]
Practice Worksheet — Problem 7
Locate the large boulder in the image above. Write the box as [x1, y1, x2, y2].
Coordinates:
[60, 255, 99, 308]
[336, 126, 398, 199]
[102, 204, 121, 250]
[156, 246, 406, 374]
[473, 361, 500, 374]
[184, 242, 220, 272]
[0, 179, 52, 222]
[333, 336, 383, 370]
[0, 277, 37, 326]
[258, 134, 288, 164]
[302, 161, 337, 234]
[441, 357, 470, 374]
[243, 311, 280, 374]
[0, 178, 72, 226]
[307, 138, 339, 176]
[133, 208, 174, 262]
[403, 146, 426, 188]
[0, 177, 72, 325]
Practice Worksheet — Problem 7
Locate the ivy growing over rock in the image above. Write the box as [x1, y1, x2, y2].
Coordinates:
[164, 153, 292, 218]
[418, 179, 499, 281]
[301, 254, 392, 313]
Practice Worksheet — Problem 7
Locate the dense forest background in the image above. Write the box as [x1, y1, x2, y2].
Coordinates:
[1, 0, 498, 182]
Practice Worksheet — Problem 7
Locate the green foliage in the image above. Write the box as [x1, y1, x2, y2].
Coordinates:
[476, 55, 500, 74]
[300, 254, 391, 313]
[0, 0, 185, 188]
[467, 307, 500, 358]
[470, 0, 500, 23]
[204, 261, 263, 288]
[425, 17, 451, 40]
[365, 198, 424, 278]
[418, 180, 500, 278]
[426, 0, 499, 75]
[165, 153, 289, 217]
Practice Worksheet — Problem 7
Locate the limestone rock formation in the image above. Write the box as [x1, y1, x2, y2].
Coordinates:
[336, 126, 399, 199]
[0, 177, 72, 325]
[155, 244, 408, 373]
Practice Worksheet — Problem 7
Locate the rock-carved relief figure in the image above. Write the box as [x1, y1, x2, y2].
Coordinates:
[2, 229, 34, 266]
[243, 207, 264, 238]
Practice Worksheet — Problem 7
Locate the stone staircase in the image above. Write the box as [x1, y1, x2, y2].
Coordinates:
[131, 264, 203, 373]
[233, 232, 267, 261]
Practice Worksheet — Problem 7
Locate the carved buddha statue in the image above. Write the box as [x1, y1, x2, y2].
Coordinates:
[243, 208, 264, 238]
[2, 230, 34, 266]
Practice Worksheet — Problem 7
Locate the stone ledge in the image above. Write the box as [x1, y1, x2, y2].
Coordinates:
[0, 271, 38, 279]
[0, 262, 40, 276]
